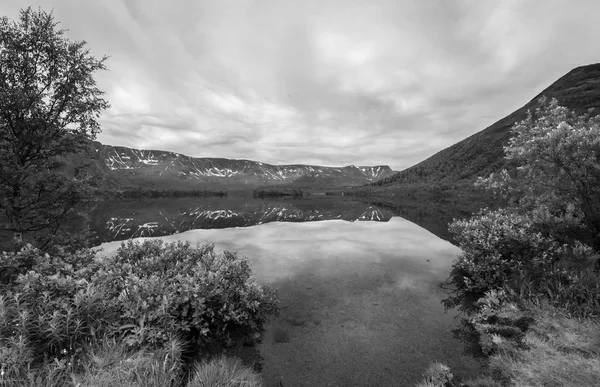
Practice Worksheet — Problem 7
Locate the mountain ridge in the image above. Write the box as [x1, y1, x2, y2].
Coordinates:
[373, 63, 600, 187]
[91, 141, 395, 190]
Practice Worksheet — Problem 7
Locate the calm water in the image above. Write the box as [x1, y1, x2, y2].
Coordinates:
[96, 198, 481, 386]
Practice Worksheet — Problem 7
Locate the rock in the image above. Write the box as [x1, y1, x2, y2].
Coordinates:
[273, 328, 290, 343]
[243, 332, 262, 346]
[285, 311, 306, 326]
[287, 317, 305, 326]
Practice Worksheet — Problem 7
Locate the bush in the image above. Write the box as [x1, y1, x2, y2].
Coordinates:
[1, 246, 120, 370]
[445, 98, 600, 317]
[102, 240, 278, 347]
[444, 208, 564, 309]
[0, 241, 277, 385]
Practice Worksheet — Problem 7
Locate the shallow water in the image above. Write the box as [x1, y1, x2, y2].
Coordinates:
[99, 211, 482, 386]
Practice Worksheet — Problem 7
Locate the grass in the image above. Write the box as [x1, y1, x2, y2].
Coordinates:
[0, 336, 262, 387]
[416, 302, 600, 387]
[486, 305, 600, 387]
[188, 356, 262, 387]
[73, 337, 184, 387]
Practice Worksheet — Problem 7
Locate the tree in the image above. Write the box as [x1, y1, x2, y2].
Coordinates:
[480, 97, 600, 249]
[445, 98, 600, 313]
[0, 7, 109, 250]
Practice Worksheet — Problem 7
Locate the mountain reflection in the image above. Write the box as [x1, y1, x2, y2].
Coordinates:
[88, 197, 392, 244]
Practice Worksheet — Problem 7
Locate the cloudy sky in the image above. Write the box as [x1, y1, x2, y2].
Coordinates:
[2, 1, 599, 170]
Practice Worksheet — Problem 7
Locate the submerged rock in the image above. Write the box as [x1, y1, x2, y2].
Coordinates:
[273, 328, 290, 343]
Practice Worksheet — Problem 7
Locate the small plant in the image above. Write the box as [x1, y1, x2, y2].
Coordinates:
[188, 355, 262, 387]
[416, 362, 454, 387]
[73, 337, 185, 387]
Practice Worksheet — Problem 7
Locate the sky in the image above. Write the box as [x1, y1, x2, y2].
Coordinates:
[2, 1, 600, 170]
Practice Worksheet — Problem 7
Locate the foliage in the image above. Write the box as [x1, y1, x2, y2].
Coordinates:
[103, 240, 278, 347]
[479, 96, 600, 248]
[0, 241, 277, 385]
[445, 98, 600, 316]
[444, 208, 566, 309]
[0, 7, 109, 249]
[0, 246, 121, 372]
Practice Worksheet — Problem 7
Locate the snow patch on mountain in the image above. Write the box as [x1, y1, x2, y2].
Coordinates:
[96, 142, 394, 186]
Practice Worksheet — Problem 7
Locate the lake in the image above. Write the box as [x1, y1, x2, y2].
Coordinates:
[93, 197, 482, 386]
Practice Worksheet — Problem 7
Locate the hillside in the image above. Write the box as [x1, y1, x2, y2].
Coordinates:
[373, 63, 600, 187]
[90, 142, 394, 191]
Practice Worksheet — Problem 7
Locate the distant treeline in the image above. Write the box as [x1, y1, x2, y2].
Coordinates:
[103, 189, 228, 199]
[252, 188, 306, 198]
[346, 181, 494, 204]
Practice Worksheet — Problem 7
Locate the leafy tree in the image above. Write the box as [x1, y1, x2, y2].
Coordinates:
[445, 98, 600, 315]
[0, 7, 109, 250]
[480, 97, 600, 248]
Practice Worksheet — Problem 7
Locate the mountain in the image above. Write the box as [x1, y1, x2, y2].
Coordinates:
[91, 142, 394, 191]
[287, 165, 392, 188]
[373, 63, 600, 187]
[88, 197, 392, 244]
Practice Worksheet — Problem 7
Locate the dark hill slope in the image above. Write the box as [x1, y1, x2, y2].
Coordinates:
[375, 63, 600, 186]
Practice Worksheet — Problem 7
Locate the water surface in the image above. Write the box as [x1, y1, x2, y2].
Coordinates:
[98, 199, 481, 386]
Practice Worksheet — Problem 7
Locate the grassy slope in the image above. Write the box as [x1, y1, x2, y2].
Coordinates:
[376, 63, 600, 187]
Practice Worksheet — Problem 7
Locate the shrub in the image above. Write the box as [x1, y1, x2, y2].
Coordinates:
[0, 241, 277, 385]
[444, 208, 563, 309]
[445, 98, 600, 317]
[101, 240, 278, 347]
[0, 246, 120, 370]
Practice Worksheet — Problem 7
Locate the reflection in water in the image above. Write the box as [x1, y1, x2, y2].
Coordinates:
[89, 197, 392, 245]
[99, 216, 482, 386]
[362, 199, 480, 244]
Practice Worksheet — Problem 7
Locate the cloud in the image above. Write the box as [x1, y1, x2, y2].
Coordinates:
[1, 0, 599, 169]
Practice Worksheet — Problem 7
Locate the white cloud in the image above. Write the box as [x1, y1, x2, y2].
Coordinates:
[1, 0, 599, 169]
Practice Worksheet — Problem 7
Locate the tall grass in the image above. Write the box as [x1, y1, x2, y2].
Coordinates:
[188, 356, 262, 387]
[416, 302, 600, 387]
[73, 337, 184, 387]
[486, 304, 600, 387]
